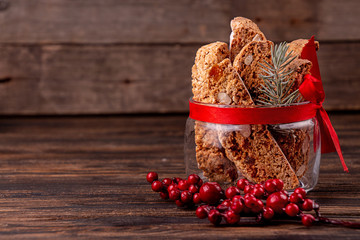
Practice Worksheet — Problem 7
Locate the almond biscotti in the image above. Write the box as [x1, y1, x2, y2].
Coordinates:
[288, 39, 320, 57]
[230, 17, 266, 62]
[195, 121, 238, 182]
[217, 124, 300, 189]
[233, 40, 273, 102]
[192, 42, 239, 182]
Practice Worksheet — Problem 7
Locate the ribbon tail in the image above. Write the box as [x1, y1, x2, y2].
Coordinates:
[318, 108, 348, 172]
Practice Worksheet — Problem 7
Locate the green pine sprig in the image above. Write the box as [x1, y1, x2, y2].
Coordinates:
[258, 42, 303, 106]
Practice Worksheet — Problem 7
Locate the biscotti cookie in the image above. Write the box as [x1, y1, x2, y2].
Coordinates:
[192, 42, 230, 103]
[233, 40, 273, 102]
[192, 42, 239, 182]
[218, 124, 300, 189]
[270, 123, 311, 178]
[195, 121, 238, 182]
[230, 17, 266, 62]
[288, 39, 319, 57]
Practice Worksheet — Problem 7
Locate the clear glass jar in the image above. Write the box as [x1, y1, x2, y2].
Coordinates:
[185, 102, 321, 192]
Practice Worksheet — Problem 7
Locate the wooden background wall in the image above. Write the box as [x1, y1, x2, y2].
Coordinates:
[0, 0, 358, 114]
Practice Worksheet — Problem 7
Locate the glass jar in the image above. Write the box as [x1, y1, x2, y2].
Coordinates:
[185, 101, 321, 192]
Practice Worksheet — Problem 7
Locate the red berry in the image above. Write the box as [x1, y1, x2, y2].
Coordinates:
[208, 209, 222, 225]
[167, 184, 178, 192]
[181, 190, 193, 204]
[222, 199, 232, 207]
[188, 184, 199, 194]
[178, 180, 189, 191]
[159, 191, 169, 200]
[273, 179, 284, 191]
[244, 193, 255, 199]
[172, 177, 182, 184]
[294, 188, 307, 199]
[254, 184, 264, 189]
[289, 193, 304, 203]
[302, 214, 315, 227]
[225, 210, 240, 224]
[225, 186, 240, 199]
[264, 179, 277, 193]
[193, 193, 202, 204]
[244, 196, 258, 209]
[151, 180, 163, 192]
[252, 187, 265, 199]
[231, 200, 244, 214]
[244, 185, 254, 194]
[266, 191, 289, 214]
[187, 174, 200, 185]
[285, 203, 300, 217]
[175, 200, 185, 207]
[169, 189, 181, 201]
[232, 195, 242, 203]
[196, 206, 208, 219]
[251, 199, 264, 213]
[301, 199, 314, 211]
[146, 172, 158, 183]
[237, 179, 249, 190]
[263, 207, 275, 220]
[281, 190, 289, 195]
[162, 178, 173, 186]
[199, 182, 223, 205]
[197, 179, 203, 187]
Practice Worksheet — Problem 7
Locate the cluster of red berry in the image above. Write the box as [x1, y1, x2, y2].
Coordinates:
[146, 172, 360, 228]
[147, 171, 204, 207]
[196, 178, 317, 226]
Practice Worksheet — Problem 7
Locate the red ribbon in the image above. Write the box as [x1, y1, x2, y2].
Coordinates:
[300, 36, 348, 172]
[299, 75, 348, 172]
[189, 100, 319, 125]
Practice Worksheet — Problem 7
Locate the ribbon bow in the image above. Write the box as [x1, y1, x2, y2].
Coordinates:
[299, 37, 348, 172]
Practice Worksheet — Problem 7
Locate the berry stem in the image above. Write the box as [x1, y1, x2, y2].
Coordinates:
[317, 217, 360, 229]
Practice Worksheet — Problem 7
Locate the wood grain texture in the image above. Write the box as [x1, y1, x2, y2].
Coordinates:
[0, 114, 358, 239]
[0, 0, 358, 44]
[0, 43, 358, 114]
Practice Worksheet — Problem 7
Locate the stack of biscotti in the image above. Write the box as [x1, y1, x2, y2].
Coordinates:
[191, 16, 319, 189]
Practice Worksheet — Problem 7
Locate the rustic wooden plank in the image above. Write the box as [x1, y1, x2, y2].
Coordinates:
[0, 0, 232, 44]
[0, 0, 358, 44]
[234, 0, 360, 42]
[0, 42, 358, 114]
[0, 44, 196, 114]
[319, 43, 360, 110]
[0, 114, 357, 239]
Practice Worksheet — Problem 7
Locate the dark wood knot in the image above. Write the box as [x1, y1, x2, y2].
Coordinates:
[0, 76, 11, 83]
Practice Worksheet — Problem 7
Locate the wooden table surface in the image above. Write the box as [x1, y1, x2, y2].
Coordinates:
[0, 113, 359, 239]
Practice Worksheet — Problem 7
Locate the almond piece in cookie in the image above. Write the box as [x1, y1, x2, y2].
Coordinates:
[230, 17, 266, 62]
